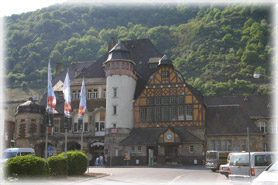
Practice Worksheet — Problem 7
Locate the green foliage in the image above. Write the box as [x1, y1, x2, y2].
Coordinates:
[58, 151, 88, 176]
[5, 4, 272, 96]
[47, 156, 68, 177]
[4, 155, 49, 179]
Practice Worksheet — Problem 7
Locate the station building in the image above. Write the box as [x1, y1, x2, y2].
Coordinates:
[14, 38, 274, 165]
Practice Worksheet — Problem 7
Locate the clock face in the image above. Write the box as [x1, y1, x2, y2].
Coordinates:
[166, 133, 173, 140]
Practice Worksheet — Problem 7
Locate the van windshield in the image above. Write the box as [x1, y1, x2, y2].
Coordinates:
[230, 155, 249, 166]
[255, 155, 274, 166]
[207, 152, 217, 159]
[4, 152, 17, 159]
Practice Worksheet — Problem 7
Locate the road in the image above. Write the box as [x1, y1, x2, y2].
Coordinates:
[2, 166, 233, 185]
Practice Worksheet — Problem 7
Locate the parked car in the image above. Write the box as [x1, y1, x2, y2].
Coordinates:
[228, 152, 275, 183]
[2, 148, 35, 163]
[219, 163, 229, 178]
[252, 160, 278, 185]
[205, 150, 230, 172]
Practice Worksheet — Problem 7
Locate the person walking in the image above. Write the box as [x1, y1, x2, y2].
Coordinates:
[100, 154, 104, 166]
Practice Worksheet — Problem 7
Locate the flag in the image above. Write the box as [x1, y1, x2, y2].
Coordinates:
[46, 62, 56, 114]
[78, 78, 86, 120]
[63, 72, 72, 118]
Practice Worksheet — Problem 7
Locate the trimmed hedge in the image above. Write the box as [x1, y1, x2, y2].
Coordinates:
[58, 151, 88, 176]
[47, 156, 68, 177]
[4, 155, 49, 179]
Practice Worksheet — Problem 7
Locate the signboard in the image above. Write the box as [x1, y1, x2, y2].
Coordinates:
[48, 146, 54, 153]
[111, 128, 118, 134]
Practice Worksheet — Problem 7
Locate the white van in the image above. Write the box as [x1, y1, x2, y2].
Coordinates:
[2, 148, 35, 163]
[228, 152, 275, 183]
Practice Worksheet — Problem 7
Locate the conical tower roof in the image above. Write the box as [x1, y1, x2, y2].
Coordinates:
[105, 42, 132, 63]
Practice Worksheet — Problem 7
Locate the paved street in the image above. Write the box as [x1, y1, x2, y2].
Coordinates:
[3, 166, 232, 185]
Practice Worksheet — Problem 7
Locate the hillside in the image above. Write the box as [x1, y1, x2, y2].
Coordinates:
[4, 3, 272, 100]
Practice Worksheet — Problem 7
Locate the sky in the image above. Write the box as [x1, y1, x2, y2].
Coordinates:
[0, 0, 68, 17]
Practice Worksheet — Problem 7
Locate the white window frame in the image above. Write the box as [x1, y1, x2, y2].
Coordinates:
[72, 90, 77, 100]
[87, 89, 92, 99]
[259, 122, 267, 133]
[113, 88, 117, 98]
[93, 89, 98, 99]
[137, 146, 142, 153]
[113, 105, 117, 115]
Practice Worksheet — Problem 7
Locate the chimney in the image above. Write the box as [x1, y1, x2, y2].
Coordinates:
[108, 37, 116, 52]
[56, 62, 62, 76]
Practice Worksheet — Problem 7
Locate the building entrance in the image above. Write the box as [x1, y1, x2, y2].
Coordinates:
[89, 142, 104, 166]
[164, 145, 178, 164]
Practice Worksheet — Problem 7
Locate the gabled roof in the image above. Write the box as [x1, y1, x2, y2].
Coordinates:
[205, 105, 261, 136]
[204, 95, 271, 118]
[120, 127, 202, 145]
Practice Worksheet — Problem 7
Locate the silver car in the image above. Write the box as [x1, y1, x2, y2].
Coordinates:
[229, 152, 275, 183]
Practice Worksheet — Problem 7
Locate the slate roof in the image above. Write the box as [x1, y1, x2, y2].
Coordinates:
[16, 98, 45, 115]
[205, 105, 261, 136]
[105, 42, 131, 63]
[120, 127, 202, 145]
[204, 95, 271, 118]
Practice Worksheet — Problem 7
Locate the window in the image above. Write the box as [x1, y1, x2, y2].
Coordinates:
[137, 146, 142, 152]
[84, 122, 88, 132]
[177, 96, 184, 104]
[155, 97, 161, 105]
[93, 89, 98, 99]
[162, 97, 169, 104]
[185, 105, 193, 121]
[170, 97, 177, 104]
[126, 63, 129, 70]
[113, 123, 116, 128]
[54, 119, 60, 133]
[170, 106, 177, 121]
[113, 88, 117, 97]
[113, 105, 117, 115]
[147, 97, 154, 105]
[162, 106, 169, 121]
[95, 122, 99, 131]
[215, 140, 221, 151]
[116, 63, 120, 69]
[100, 122, 105, 131]
[147, 107, 154, 122]
[227, 140, 232, 151]
[103, 89, 106, 98]
[155, 107, 161, 122]
[74, 123, 78, 132]
[87, 90, 92, 99]
[72, 91, 77, 100]
[162, 71, 170, 79]
[178, 106, 184, 121]
[221, 140, 227, 151]
[140, 107, 147, 122]
[121, 62, 125, 69]
[77, 90, 80, 100]
[210, 140, 215, 150]
[189, 145, 194, 153]
[259, 122, 267, 133]
[241, 139, 247, 151]
[131, 146, 135, 151]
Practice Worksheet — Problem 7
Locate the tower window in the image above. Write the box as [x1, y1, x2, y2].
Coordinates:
[113, 105, 117, 115]
[103, 89, 106, 98]
[113, 88, 117, 97]
[72, 91, 76, 100]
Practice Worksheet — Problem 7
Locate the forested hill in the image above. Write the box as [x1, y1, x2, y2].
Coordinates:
[5, 3, 272, 97]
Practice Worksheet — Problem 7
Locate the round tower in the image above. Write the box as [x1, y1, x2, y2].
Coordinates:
[103, 42, 137, 163]
[103, 42, 137, 131]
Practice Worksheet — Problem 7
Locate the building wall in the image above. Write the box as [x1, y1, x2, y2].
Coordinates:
[206, 135, 264, 152]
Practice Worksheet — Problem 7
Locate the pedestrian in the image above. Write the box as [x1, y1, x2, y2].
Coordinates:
[95, 157, 99, 166]
[100, 155, 104, 166]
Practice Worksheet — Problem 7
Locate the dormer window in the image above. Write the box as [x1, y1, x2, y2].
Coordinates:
[162, 71, 170, 79]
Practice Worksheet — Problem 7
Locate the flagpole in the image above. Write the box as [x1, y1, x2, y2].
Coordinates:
[44, 124, 48, 160]
[65, 125, 67, 157]
[81, 120, 84, 152]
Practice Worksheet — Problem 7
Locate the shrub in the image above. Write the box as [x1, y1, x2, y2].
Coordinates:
[47, 156, 68, 177]
[4, 155, 49, 179]
[58, 151, 88, 176]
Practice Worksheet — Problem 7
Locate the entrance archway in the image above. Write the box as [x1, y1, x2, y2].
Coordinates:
[89, 142, 104, 165]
